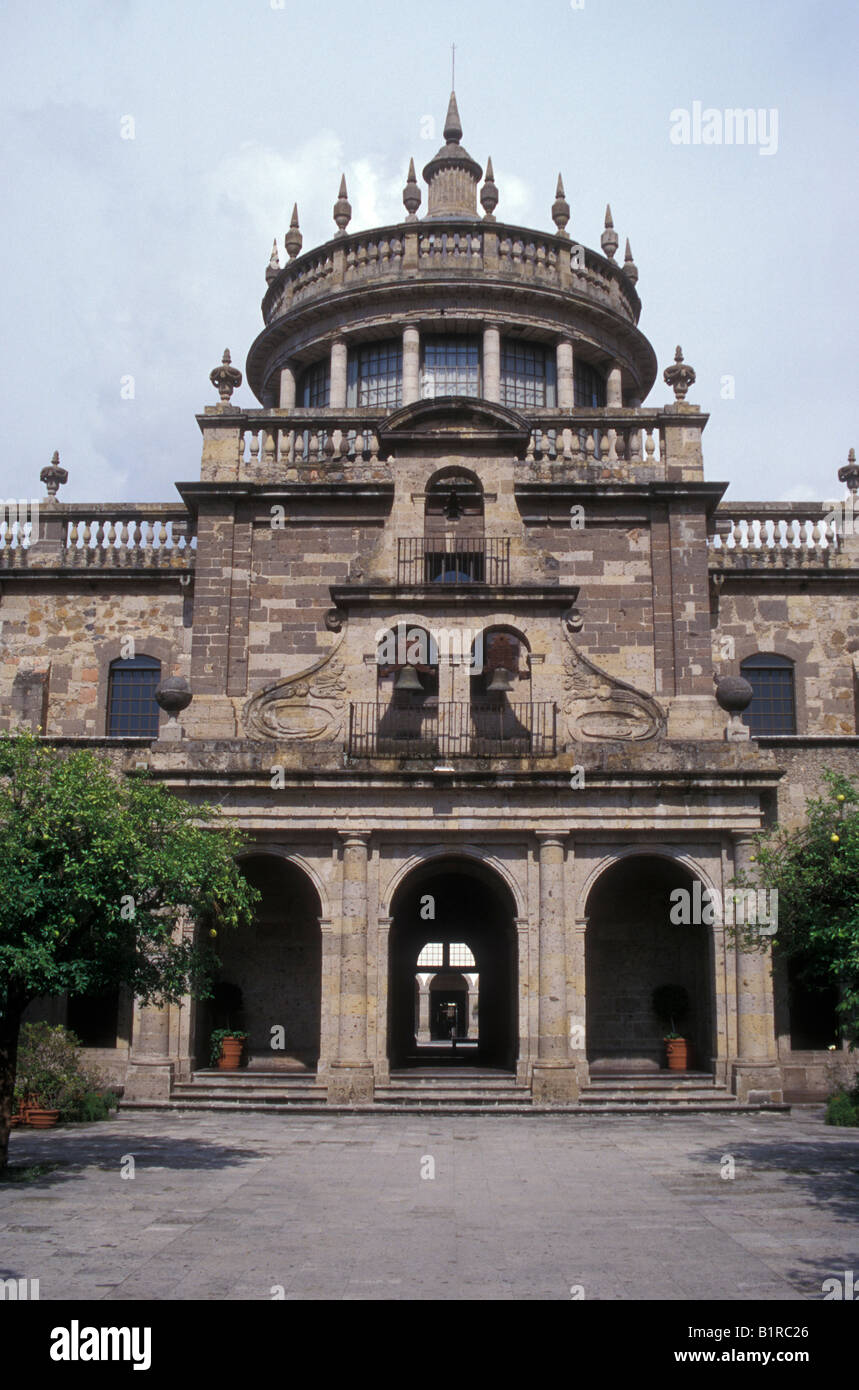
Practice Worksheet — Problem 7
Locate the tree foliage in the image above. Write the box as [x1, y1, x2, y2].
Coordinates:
[0, 732, 259, 1168]
[740, 768, 859, 1045]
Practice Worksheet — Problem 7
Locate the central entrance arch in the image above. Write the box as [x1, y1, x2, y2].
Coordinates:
[388, 857, 518, 1070]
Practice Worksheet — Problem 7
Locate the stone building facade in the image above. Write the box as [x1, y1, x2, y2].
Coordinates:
[3, 94, 858, 1107]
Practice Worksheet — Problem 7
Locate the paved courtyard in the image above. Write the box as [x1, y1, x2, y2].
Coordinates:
[2, 1107, 858, 1301]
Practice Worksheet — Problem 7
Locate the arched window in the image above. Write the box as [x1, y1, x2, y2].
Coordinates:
[107, 655, 161, 737]
[740, 653, 797, 735]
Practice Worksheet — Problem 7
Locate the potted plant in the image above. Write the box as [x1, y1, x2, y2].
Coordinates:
[652, 984, 692, 1071]
[210, 1028, 248, 1070]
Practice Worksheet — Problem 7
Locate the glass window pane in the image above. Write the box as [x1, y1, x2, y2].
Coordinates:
[107, 658, 161, 737]
[356, 341, 402, 408]
[421, 337, 480, 398]
[740, 661, 796, 735]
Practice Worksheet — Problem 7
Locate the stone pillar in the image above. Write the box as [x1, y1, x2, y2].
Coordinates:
[569, 917, 589, 1087]
[731, 834, 783, 1104]
[466, 974, 479, 1039]
[531, 834, 580, 1102]
[330, 338, 348, 409]
[328, 833, 374, 1102]
[402, 324, 420, 404]
[417, 976, 431, 1043]
[279, 363, 296, 410]
[606, 362, 623, 407]
[556, 339, 574, 409]
[483, 326, 501, 402]
[316, 917, 338, 1082]
[122, 999, 174, 1101]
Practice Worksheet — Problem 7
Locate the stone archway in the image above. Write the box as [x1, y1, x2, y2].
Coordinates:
[388, 856, 517, 1070]
[584, 855, 714, 1074]
[201, 854, 322, 1071]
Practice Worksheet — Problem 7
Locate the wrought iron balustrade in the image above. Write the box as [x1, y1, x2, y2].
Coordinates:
[347, 700, 556, 758]
[397, 536, 510, 586]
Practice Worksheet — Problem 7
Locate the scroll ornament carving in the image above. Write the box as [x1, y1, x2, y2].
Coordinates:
[561, 615, 665, 742]
[242, 630, 348, 742]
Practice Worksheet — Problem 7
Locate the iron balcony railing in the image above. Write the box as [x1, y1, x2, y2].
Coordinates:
[347, 700, 557, 759]
[397, 536, 510, 585]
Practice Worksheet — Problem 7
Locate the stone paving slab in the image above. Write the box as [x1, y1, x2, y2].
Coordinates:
[1, 1106, 858, 1300]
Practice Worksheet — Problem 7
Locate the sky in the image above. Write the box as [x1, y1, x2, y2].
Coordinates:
[0, 0, 856, 505]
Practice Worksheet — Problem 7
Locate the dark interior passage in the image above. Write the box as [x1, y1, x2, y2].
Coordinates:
[585, 856, 714, 1072]
[389, 859, 517, 1069]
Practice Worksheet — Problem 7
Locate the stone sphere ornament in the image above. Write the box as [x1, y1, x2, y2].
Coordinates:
[155, 677, 193, 717]
[714, 674, 754, 713]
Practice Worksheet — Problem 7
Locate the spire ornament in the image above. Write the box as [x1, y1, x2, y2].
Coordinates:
[623, 237, 639, 284]
[600, 204, 619, 261]
[210, 349, 242, 405]
[285, 204, 303, 260]
[838, 447, 859, 495]
[443, 89, 463, 144]
[265, 238, 281, 285]
[480, 156, 498, 220]
[333, 174, 352, 235]
[40, 450, 68, 502]
[663, 346, 696, 402]
[403, 157, 422, 221]
[552, 174, 570, 238]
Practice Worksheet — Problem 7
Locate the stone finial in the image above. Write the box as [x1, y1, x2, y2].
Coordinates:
[480, 156, 499, 220]
[40, 450, 68, 501]
[601, 204, 619, 260]
[155, 677, 193, 742]
[715, 673, 753, 742]
[623, 237, 639, 285]
[265, 238, 281, 284]
[285, 204, 303, 260]
[210, 349, 242, 404]
[663, 345, 696, 401]
[403, 157, 422, 221]
[838, 447, 859, 494]
[443, 89, 463, 144]
[333, 174, 352, 235]
[551, 174, 570, 238]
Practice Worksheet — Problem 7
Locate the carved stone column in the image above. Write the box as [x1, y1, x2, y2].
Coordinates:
[731, 833, 783, 1103]
[417, 976, 431, 1043]
[279, 363, 296, 410]
[330, 338, 348, 409]
[531, 833, 580, 1102]
[606, 362, 623, 407]
[123, 999, 174, 1101]
[328, 832, 374, 1102]
[402, 324, 420, 404]
[556, 339, 574, 409]
[483, 326, 500, 402]
[316, 917, 338, 1082]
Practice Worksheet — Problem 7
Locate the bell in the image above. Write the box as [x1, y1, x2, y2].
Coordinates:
[486, 666, 515, 693]
[395, 665, 423, 692]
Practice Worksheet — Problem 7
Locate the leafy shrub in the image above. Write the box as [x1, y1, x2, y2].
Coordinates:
[825, 1088, 859, 1127]
[15, 1022, 110, 1119]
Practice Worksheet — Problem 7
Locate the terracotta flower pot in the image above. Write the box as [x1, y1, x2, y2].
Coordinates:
[26, 1108, 60, 1129]
[217, 1037, 245, 1070]
[666, 1039, 690, 1071]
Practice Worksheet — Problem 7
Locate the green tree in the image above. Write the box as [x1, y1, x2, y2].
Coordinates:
[0, 732, 259, 1170]
[738, 768, 859, 1046]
